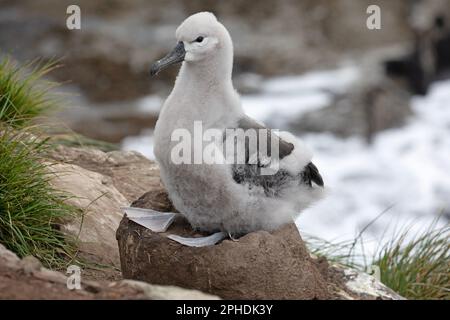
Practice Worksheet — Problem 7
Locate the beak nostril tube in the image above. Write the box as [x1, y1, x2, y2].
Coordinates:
[150, 61, 163, 76]
[150, 41, 186, 77]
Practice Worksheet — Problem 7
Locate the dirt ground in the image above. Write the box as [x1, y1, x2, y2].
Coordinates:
[0, 264, 147, 300]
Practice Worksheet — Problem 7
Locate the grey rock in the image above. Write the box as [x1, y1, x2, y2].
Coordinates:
[0, 244, 20, 269]
[120, 280, 220, 300]
[46, 146, 163, 266]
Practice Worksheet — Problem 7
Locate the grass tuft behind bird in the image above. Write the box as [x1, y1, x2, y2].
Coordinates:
[305, 217, 450, 300]
[0, 57, 60, 127]
[0, 57, 78, 268]
[374, 220, 449, 300]
[0, 127, 78, 268]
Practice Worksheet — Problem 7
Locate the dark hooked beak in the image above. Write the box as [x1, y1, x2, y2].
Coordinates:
[150, 41, 185, 76]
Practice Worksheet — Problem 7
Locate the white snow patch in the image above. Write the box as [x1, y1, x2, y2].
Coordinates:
[136, 95, 163, 114]
[121, 129, 155, 160]
[262, 65, 360, 95]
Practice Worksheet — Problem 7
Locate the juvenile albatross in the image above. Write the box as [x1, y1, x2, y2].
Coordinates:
[123, 12, 324, 247]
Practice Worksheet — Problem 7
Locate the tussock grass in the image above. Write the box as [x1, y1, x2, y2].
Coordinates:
[0, 57, 59, 127]
[374, 222, 449, 300]
[306, 236, 362, 268]
[0, 57, 78, 268]
[305, 218, 450, 300]
[0, 128, 77, 268]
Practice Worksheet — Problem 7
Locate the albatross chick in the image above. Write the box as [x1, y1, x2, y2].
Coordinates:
[123, 12, 325, 247]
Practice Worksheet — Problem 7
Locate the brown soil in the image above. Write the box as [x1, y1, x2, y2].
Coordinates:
[0, 265, 90, 300]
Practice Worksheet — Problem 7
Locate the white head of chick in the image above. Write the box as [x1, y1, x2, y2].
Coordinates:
[150, 12, 325, 237]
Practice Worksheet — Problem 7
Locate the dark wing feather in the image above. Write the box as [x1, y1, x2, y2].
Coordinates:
[237, 116, 294, 160]
[227, 116, 324, 197]
[301, 162, 324, 187]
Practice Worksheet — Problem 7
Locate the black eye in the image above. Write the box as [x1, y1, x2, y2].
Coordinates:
[195, 36, 204, 43]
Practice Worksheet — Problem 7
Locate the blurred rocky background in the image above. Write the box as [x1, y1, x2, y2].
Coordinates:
[0, 0, 448, 142]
